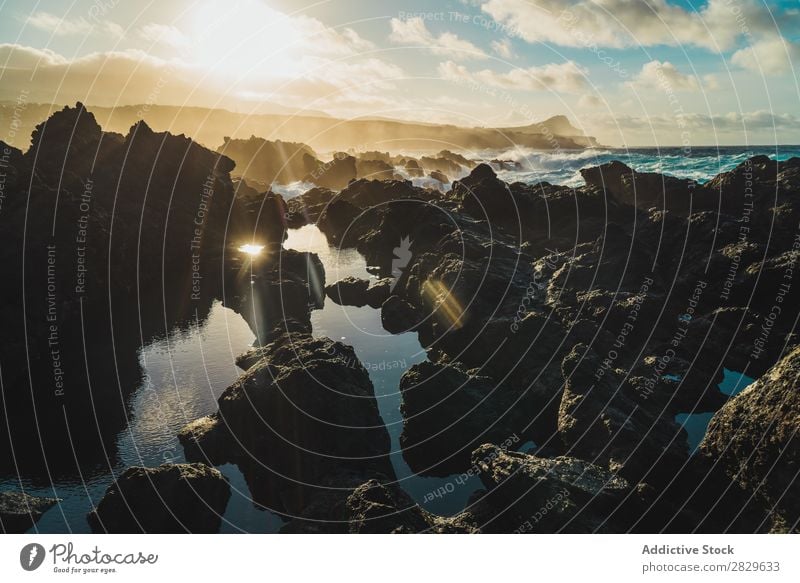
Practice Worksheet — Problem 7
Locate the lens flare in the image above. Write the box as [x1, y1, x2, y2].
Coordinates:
[422, 279, 464, 330]
[238, 243, 265, 256]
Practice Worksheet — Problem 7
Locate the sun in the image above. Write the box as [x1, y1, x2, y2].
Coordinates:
[187, 0, 306, 79]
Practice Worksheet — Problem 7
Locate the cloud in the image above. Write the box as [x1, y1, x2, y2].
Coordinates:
[389, 17, 487, 60]
[578, 94, 603, 109]
[0, 42, 404, 119]
[341, 28, 376, 52]
[629, 60, 700, 91]
[732, 36, 800, 75]
[595, 110, 800, 132]
[0, 43, 69, 68]
[490, 38, 515, 59]
[26, 11, 124, 38]
[481, 0, 796, 52]
[439, 59, 589, 93]
[286, 17, 376, 58]
[138, 23, 190, 48]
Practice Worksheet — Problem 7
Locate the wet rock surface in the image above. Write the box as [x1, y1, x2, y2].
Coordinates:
[0, 491, 60, 533]
[700, 346, 800, 532]
[0, 103, 272, 476]
[472, 445, 633, 533]
[181, 331, 394, 517]
[345, 480, 479, 533]
[399, 361, 535, 476]
[87, 463, 231, 533]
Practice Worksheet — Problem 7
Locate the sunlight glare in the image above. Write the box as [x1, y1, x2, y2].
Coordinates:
[189, 0, 303, 78]
[238, 243, 266, 256]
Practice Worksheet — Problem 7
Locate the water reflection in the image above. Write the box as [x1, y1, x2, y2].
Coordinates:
[285, 225, 481, 515]
[675, 368, 755, 453]
[0, 302, 284, 533]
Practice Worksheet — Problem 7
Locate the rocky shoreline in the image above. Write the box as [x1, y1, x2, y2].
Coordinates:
[0, 105, 797, 533]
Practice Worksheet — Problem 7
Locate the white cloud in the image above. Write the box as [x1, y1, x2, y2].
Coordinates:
[629, 60, 700, 91]
[481, 0, 796, 52]
[0, 43, 69, 68]
[732, 36, 800, 74]
[138, 23, 189, 48]
[341, 28, 376, 52]
[389, 17, 487, 60]
[490, 38, 515, 59]
[26, 11, 123, 38]
[287, 17, 376, 57]
[439, 59, 589, 93]
[0, 42, 405, 119]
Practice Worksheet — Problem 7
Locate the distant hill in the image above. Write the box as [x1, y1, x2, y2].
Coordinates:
[498, 115, 599, 148]
[0, 103, 599, 153]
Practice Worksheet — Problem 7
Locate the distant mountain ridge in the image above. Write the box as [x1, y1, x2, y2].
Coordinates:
[0, 103, 599, 153]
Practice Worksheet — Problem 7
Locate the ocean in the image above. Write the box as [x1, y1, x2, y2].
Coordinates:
[489, 146, 800, 187]
[272, 146, 800, 200]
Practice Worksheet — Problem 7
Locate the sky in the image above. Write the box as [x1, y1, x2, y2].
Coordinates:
[0, 0, 798, 146]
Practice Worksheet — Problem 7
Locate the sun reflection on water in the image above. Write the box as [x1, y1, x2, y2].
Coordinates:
[238, 243, 265, 256]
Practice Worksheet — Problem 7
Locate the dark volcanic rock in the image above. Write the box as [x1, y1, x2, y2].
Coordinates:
[428, 170, 449, 183]
[285, 186, 334, 228]
[325, 276, 392, 309]
[225, 247, 325, 343]
[306, 152, 357, 190]
[0, 491, 59, 533]
[325, 276, 370, 306]
[0, 103, 268, 477]
[177, 414, 231, 466]
[87, 463, 231, 533]
[437, 149, 476, 169]
[0, 140, 23, 190]
[180, 332, 394, 516]
[381, 295, 422, 333]
[346, 480, 478, 533]
[399, 361, 532, 476]
[357, 158, 394, 181]
[217, 136, 318, 186]
[473, 445, 632, 533]
[404, 159, 424, 177]
[420, 155, 462, 176]
[366, 278, 392, 308]
[323, 276, 394, 309]
[580, 160, 695, 213]
[700, 346, 800, 532]
[317, 199, 362, 244]
[559, 343, 689, 486]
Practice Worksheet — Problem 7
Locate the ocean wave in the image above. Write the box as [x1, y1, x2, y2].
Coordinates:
[270, 147, 800, 198]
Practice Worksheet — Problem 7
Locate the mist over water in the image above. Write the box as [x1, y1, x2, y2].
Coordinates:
[274, 146, 800, 199]
[493, 146, 800, 187]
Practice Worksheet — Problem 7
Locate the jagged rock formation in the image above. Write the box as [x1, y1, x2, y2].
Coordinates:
[217, 136, 318, 187]
[87, 463, 231, 533]
[277, 154, 800, 532]
[304, 152, 357, 190]
[179, 331, 394, 518]
[0, 491, 59, 533]
[325, 276, 391, 308]
[700, 346, 800, 532]
[0, 103, 288, 479]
